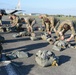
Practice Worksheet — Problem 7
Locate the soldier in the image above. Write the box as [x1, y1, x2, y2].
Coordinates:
[9, 14, 22, 32]
[0, 10, 7, 26]
[39, 15, 60, 36]
[56, 20, 76, 47]
[21, 17, 36, 34]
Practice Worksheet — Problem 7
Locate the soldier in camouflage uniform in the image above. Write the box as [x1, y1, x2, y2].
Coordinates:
[21, 17, 36, 34]
[56, 20, 76, 46]
[9, 14, 22, 32]
[39, 15, 60, 36]
[0, 10, 7, 26]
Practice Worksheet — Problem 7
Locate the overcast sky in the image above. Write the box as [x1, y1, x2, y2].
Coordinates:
[0, 0, 76, 15]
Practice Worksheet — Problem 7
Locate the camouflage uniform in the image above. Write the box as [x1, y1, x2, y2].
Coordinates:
[57, 20, 76, 43]
[41, 15, 60, 34]
[10, 15, 22, 31]
[10, 16, 18, 26]
[24, 17, 36, 33]
[0, 9, 7, 26]
[0, 19, 2, 25]
[73, 21, 76, 45]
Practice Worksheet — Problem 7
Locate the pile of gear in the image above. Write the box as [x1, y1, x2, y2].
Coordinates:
[12, 31, 30, 38]
[6, 50, 29, 60]
[0, 24, 11, 32]
[35, 50, 59, 67]
[13, 31, 37, 41]
[41, 32, 55, 44]
[41, 32, 72, 51]
[41, 32, 50, 40]
[52, 40, 71, 51]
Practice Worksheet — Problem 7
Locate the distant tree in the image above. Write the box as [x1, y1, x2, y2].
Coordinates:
[69, 15, 71, 17]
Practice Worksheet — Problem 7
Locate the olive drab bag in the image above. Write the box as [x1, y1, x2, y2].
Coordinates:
[41, 32, 51, 40]
[6, 51, 28, 59]
[52, 40, 71, 51]
[12, 31, 28, 38]
[35, 50, 59, 67]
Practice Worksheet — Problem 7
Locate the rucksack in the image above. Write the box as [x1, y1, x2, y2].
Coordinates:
[52, 40, 70, 51]
[41, 32, 51, 40]
[35, 50, 59, 67]
[6, 51, 28, 60]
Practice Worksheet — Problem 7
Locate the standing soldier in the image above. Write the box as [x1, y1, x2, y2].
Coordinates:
[0, 10, 7, 26]
[21, 17, 36, 34]
[56, 20, 76, 47]
[9, 14, 22, 32]
[39, 15, 60, 36]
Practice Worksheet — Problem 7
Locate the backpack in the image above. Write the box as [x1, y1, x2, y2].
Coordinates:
[41, 32, 51, 40]
[35, 50, 59, 67]
[6, 51, 28, 60]
[52, 40, 70, 51]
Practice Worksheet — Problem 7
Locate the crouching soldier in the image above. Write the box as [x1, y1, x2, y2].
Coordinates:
[9, 14, 22, 32]
[39, 15, 60, 44]
[56, 20, 76, 48]
[39, 14, 60, 36]
[21, 17, 36, 35]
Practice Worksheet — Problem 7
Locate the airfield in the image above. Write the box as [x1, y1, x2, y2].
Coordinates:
[0, 15, 76, 75]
